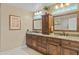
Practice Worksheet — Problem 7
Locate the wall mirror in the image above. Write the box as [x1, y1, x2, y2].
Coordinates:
[33, 19, 42, 32]
[53, 12, 79, 32]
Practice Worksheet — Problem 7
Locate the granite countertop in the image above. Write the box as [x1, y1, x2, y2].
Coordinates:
[26, 32, 79, 42]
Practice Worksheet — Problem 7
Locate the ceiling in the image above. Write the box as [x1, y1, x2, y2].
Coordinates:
[6, 3, 54, 12]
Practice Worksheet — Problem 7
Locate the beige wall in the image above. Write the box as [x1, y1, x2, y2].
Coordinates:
[0, 4, 33, 51]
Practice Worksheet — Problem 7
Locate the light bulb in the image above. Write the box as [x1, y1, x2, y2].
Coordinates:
[60, 3, 64, 7]
[55, 5, 58, 9]
[34, 13, 37, 15]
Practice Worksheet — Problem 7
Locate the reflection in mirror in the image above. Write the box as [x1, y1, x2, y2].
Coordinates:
[53, 13, 78, 31]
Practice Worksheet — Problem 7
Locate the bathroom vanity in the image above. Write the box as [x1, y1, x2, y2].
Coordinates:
[26, 32, 79, 55]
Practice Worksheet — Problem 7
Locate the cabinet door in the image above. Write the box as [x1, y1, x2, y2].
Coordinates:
[41, 37, 47, 54]
[42, 14, 52, 34]
[41, 37, 47, 48]
[62, 47, 78, 55]
[26, 34, 32, 46]
[26, 34, 29, 45]
[42, 15, 48, 34]
[31, 35, 38, 50]
[36, 37, 42, 52]
[47, 44, 61, 55]
[32, 39, 37, 49]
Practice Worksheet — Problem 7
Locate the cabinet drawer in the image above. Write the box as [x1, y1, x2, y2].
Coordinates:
[48, 38, 60, 43]
[42, 38, 47, 44]
[36, 36, 42, 42]
[70, 41, 79, 48]
[37, 39, 41, 42]
[62, 40, 79, 48]
[42, 43, 47, 49]
[37, 42, 41, 46]
[48, 38, 60, 45]
[48, 41, 60, 45]
[62, 40, 71, 45]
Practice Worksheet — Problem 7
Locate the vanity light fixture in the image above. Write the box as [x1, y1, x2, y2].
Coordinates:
[54, 3, 71, 9]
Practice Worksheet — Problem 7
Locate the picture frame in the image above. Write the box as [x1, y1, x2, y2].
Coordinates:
[9, 15, 21, 30]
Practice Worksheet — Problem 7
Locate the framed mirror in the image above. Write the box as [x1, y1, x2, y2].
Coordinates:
[53, 11, 79, 32]
[33, 19, 42, 32]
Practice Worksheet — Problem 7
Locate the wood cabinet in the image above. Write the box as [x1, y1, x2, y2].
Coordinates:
[42, 14, 53, 34]
[26, 33, 79, 55]
[47, 38, 61, 55]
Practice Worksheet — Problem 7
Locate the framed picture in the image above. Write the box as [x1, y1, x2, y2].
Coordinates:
[9, 15, 21, 30]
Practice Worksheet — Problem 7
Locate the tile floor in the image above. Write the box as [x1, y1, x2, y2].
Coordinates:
[0, 46, 42, 55]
